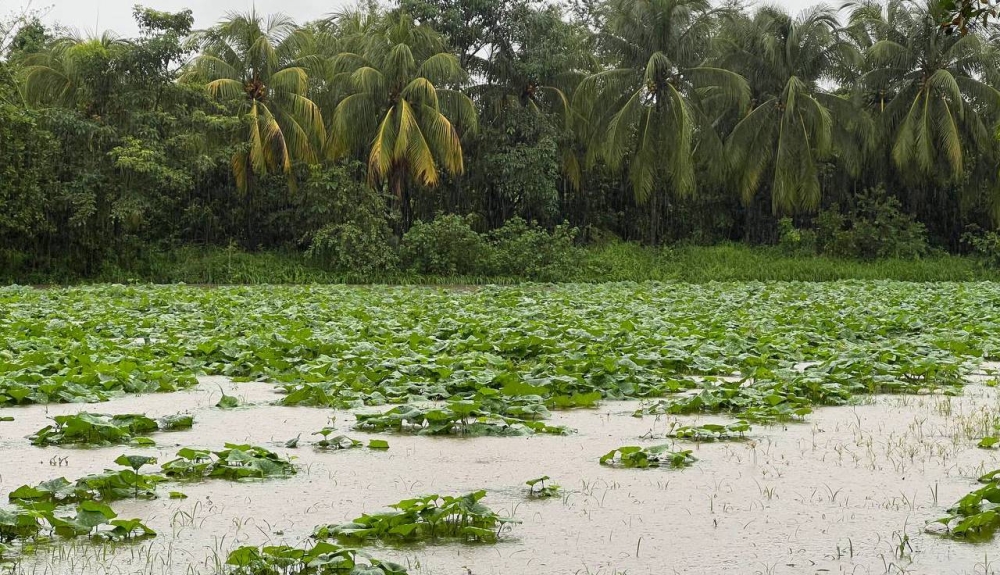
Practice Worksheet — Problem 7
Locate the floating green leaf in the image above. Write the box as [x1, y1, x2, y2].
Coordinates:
[600, 445, 697, 469]
[314, 491, 519, 544]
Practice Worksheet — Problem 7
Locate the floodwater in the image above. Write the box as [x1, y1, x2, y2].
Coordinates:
[2, 375, 1000, 575]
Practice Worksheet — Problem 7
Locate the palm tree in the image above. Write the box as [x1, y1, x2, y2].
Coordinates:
[185, 10, 325, 191]
[574, 0, 750, 206]
[468, 3, 594, 189]
[20, 33, 124, 117]
[721, 6, 866, 215]
[324, 9, 477, 231]
[852, 0, 1000, 188]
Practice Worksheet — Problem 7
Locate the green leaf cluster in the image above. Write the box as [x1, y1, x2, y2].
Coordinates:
[599, 445, 697, 469]
[161, 444, 296, 481]
[313, 490, 519, 544]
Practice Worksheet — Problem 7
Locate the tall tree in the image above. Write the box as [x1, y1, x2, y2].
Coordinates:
[185, 10, 325, 191]
[397, 0, 527, 70]
[470, 2, 593, 190]
[574, 0, 749, 207]
[722, 6, 863, 214]
[324, 9, 477, 231]
[19, 33, 125, 117]
[854, 0, 1000, 185]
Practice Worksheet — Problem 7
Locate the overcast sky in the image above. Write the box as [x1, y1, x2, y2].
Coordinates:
[16, 0, 832, 37]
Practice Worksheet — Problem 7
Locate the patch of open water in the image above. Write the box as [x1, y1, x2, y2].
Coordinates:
[1, 377, 999, 574]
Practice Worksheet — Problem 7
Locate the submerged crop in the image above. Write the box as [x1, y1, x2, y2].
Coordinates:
[4, 282, 1000, 571]
[931, 469, 1000, 541]
[160, 444, 296, 481]
[313, 490, 519, 544]
[226, 542, 409, 575]
[600, 445, 698, 469]
[0, 284, 986, 423]
[29, 412, 193, 446]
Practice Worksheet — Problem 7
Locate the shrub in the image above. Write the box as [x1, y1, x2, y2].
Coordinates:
[962, 226, 1000, 268]
[487, 217, 581, 280]
[777, 217, 817, 256]
[400, 215, 584, 279]
[301, 165, 398, 274]
[813, 187, 929, 259]
[400, 214, 490, 276]
[307, 223, 398, 276]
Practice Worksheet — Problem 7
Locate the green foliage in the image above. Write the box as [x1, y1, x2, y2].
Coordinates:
[157, 414, 194, 430]
[0, 281, 989, 428]
[400, 214, 489, 275]
[313, 429, 362, 450]
[525, 476, 561, 498]
[814, 188, 929, 260]
[574, 0, 748, 204]
[308, 222, 399, 276]
[29, 413, 163, 446]
[400, 214, 581, 279]
[3, 0, 1000, 279]
[666, 421, 751, 442]
[933, 469, 1000, 541]
[0, 104, 57, 252]
[937, 0, 999, 33]
[0, 500, 154, 549]
[313, 490, 519, 544]
[599, 445, 697, 469]
[723, 6, 846, 214]
[216, 389, 240, 409]
[487, 218, 581, 280]
[324, 9, 477, 230]
[10, 465, 166, 505]
[354, 402, 573, 437]
[226, 542, 409, 575]
[302, 165, 398, 275]
[777, 218, 816, 256]
[962, 226, 1000, 268]
[185, 10, 324, 190]
[161, 444, 296, 481]
[469, 105, 566, 222]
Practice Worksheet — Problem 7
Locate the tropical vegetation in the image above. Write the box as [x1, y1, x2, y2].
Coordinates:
[4, 0, 1000, 282]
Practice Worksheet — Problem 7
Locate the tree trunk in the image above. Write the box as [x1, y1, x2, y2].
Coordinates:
[393, 170, 412, 235]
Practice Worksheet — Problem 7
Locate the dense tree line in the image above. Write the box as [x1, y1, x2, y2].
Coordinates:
[1, 0, 999, 277]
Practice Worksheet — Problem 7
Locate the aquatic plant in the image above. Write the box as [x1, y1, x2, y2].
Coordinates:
[932, 469, 1000, 541]
[0, 500, 154, 551]
[226, 542, 408, 574]
[0, 284, 980, 425]
[9, 457, 166, 505]
[665, 421, 751, 442]
[313, 429, 362, 450]
[313, 490, 519, 544]
[161, 444, 296, 480]
[599, 446, 697, 469]
[354, 402, 572, 436]
[28, 412, 192, 446]
[525, 476, 561, 498]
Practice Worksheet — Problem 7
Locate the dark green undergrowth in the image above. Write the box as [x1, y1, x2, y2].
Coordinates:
[3, 243, 997, 285]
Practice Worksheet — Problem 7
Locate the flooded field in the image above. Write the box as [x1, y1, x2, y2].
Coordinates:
[2, 284, 1000, 574]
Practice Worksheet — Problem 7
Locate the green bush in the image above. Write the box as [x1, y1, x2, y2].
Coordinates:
[400, 214, 490, 275]
[962, 226, 1000, 268]
[487, 218, 581, 280]
[400, 215, 582, 279]
[307, 223, 398, 276]
[301, 165, 398, 274]
[777, 218, 817, 256]
[813, 187, 928, 259]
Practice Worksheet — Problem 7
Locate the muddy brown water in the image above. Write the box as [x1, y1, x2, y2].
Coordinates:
[2, 376, 1000, 575]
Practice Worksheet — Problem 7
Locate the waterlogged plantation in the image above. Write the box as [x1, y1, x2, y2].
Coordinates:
[0, 283, 1000, 574]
